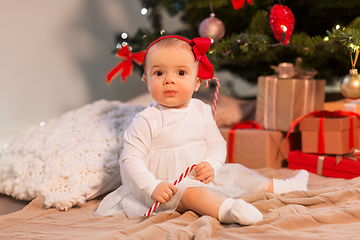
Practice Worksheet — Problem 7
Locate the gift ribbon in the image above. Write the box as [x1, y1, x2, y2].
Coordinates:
[262, 76, 316, 131]
[317, 156, 325, 176]
[106, 45, 146, 84]
[228, 121, 263, 163]
[285, 110, 360, 153]
[316, 149, 360, 176]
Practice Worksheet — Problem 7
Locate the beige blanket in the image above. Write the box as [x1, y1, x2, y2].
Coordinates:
[1, 168, 360, 239]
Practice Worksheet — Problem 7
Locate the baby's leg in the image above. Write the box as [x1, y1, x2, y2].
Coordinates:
[177, 187, 263, 225]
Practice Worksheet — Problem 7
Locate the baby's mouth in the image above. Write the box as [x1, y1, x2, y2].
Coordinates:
[164, 90, 177, 96]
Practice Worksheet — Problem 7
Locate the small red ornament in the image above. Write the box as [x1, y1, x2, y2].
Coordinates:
[269, 4, 295, 45]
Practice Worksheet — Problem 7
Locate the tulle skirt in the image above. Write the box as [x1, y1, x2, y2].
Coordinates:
[94, 142, 271, 219]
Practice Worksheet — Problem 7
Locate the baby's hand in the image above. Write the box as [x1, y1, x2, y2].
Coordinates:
[151, 182, 177, 204]
[195, 161, 215, 184]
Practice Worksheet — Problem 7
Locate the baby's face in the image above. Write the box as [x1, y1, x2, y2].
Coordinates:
[143, 44, 201, 109]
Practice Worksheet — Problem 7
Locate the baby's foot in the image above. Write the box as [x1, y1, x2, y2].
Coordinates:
[273, 170, 309, 194]
[230, 199, 263, 225]
[290, 170, 309, 191]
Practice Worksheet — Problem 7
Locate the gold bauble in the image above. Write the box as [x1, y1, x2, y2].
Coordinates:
[340, 69, 360, 100]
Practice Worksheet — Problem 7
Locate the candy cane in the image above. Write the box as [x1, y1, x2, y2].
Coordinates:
[144, 164, 197, 218]
[205, 76, 220, 116]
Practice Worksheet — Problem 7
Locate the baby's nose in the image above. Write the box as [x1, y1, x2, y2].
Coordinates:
[164, 77, 175, 84]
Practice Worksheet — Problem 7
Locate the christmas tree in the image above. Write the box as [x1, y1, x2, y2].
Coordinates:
[116, 0, 360, 89]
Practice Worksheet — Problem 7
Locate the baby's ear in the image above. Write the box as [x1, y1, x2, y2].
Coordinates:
[194, 77, 203, 92]
[142, 73, 148, 85]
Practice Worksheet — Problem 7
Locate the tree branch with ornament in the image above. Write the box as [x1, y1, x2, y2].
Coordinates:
[114, 0, 360, 86]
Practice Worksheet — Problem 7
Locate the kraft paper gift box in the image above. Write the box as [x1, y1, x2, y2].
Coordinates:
[323, 99, 360, 113]
[219, 127, 289, 169]
[288, 150, 360, 179]
[256, 75, 325, 132]
[299, 113, 360, 155]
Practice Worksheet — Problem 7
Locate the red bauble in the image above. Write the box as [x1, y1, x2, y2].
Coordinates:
[269, 4, 295, 45]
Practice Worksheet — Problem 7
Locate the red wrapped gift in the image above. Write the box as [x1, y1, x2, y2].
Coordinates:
[288, 150, 360, 179]
[286, 110, 360, 155]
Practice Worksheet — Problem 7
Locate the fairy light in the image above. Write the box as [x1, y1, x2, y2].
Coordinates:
[336, 25, 340, 30]
[141, 8, 148, 15]
[280, 25, 287, 44]
[324, 36, 329, 41]
[121, 32, 128, 39]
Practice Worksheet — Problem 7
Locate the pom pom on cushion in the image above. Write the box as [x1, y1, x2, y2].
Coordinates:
[0, 100, 144, 211]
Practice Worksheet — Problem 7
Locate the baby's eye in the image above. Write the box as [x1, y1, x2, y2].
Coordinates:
[155, 71, 163, 76]
[178, 70, 185, 76]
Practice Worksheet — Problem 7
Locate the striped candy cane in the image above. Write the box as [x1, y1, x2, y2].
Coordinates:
[145, 164, 197, 218]
[205, 76, 220, 116]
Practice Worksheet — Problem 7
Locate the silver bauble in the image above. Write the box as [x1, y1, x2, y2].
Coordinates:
[198, 13, 225, 42]
[340, 69, 360, 99]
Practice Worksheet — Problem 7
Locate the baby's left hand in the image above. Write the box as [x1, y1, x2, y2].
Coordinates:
[195, 161, 215, 184]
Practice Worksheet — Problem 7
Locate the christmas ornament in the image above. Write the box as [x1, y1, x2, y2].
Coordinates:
[198, 13, 225, 42]
[340, 69, 360, 99]
[341, 49, 360, 99]
[269, 4, 295, 45]
[231, 0, 253, 10]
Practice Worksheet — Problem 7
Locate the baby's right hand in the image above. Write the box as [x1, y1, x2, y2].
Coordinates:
[151, 182, 177, 204]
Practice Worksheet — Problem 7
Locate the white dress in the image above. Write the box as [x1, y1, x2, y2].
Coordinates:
[94, 99, 270, 219]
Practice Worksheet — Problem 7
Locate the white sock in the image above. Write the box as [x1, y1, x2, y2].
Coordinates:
[273, 170, 309, 194]
[218, 198, 263, 225]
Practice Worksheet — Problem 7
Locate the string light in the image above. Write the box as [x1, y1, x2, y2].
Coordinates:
[336, 25, 340, 30]
[121, 33, 128, 39]
[141, 8, 147, 15]
[324, 36, 329, 41]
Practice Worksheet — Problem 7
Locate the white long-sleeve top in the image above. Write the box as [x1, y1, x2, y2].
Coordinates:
[120, 98, 227, 199]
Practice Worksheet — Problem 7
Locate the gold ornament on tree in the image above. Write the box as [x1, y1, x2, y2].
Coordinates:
[340, 49, 360, 99]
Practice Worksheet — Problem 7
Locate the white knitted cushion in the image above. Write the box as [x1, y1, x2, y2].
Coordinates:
[0, 100, 144, 211]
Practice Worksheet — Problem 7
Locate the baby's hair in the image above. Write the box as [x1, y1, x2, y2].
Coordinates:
[143, 37, 195, 70]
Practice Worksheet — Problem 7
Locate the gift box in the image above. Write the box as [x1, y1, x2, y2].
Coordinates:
[288, 150, 360, 179]
[219, 126, 289, 169]
[299, 113, 360, 155]
[323, 99, 350, 112]
[323, 99, 360, 113]
[256, 75, 325, 132]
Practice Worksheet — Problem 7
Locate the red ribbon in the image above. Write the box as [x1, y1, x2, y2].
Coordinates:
[189, 38, 214, 80]
[228, 121, 263, 163]
[106, 45, 145, 84]
[285, 110, 360, 153]
[231, 0, 253, 10]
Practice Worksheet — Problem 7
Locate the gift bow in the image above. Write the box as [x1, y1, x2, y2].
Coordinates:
[228, 121, 263, 163]
[285, 110, 360, 153]
[231, 0, 253, 10]
[189, 38, 214, 80]
[106, 45, 146, 84]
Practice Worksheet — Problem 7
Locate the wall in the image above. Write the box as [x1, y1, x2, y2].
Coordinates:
[0, 0, 184, 145]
